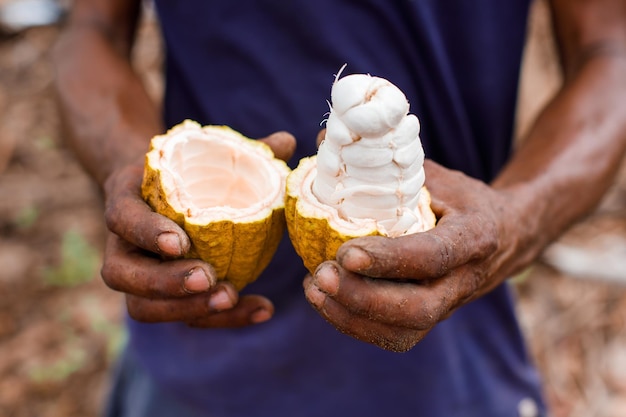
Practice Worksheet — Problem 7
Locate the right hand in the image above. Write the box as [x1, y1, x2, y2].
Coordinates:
[100, 131, 296, 328]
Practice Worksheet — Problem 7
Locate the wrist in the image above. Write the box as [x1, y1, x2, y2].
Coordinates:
[493, 182, 553, 277]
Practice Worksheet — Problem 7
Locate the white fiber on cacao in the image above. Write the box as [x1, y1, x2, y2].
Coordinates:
[312, 71, 429, 237]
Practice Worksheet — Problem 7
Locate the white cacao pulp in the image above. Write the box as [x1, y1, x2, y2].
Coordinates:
[312, 71, 429, 237]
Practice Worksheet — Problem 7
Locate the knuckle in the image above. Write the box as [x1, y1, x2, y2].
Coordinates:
[428, 234, 451, 276]
[362, 298, 386, 321]
[459, 269, 483, 300]
[103, 200, 122, 234]
[415, 313, 437, 331]
[412, 298, 440, 330]
[476, 218, 498, 256]
[349, 279, 386, 318]
[100, 262, 124, 292]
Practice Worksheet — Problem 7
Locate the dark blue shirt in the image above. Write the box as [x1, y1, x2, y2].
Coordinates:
[130, 1, 547, 415]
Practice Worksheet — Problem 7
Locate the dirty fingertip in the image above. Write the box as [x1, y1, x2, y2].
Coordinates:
[304, 281, 327, 308]
[157, 231, 188, 256]
[208, 286, 236, 312]
[184, 267, 213, 293]
[337, 246, 373, 272]
[313, 262, 339, 296]
[251, 308, 272, 324]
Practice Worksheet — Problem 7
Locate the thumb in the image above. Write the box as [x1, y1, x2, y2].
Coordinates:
[258, 131, 297, 162]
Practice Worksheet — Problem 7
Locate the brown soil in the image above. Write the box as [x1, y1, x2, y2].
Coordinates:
[0, 2, 624, 416]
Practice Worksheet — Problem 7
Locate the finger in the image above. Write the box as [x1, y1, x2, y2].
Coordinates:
[304, 274, 426, 352]
[187, 295, 274, 327]
[312, 262, 470, 329]
[101, 232, 218, 297]
[104, 165, 190, 257]
[337, 215, 497, 280]
[127, 290, 273, 327]
[258, 131, 296, 162]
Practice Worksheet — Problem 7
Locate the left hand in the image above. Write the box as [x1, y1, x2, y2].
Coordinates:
[100, 131, 296, 328]
[303, 160, 533, 352]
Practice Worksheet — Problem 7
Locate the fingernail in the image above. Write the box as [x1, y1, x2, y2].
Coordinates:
[304, 282, 326, 308]
[251, 308, 271, 324]
[184, 268, 211, 293]
[341, 247, 372, 271]
[157, 232, 183, 256]
[208, 288, 233, 312]
[313, 263, 339, 296]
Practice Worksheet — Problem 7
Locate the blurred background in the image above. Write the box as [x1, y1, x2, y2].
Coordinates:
[0, 0, 624, 416]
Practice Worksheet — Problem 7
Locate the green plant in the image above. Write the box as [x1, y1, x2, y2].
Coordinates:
[14, 205, 39, 230]
[27, 340, 87, 384]
[43, 229, 101, 287]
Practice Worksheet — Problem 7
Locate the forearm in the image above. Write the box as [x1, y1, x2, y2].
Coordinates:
[53, 2, 163, 187]
[492, 48, 626, 268]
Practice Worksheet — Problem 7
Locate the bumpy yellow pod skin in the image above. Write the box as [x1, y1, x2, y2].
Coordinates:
[285, 201, 379, 275]
[285, 156, 435, 275]
[141, 121, 290, 290]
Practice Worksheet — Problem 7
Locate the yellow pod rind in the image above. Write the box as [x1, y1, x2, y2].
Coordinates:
[285, 156, 436, 275]
[141, 120, 290, 291]
[285, 156, 380, 275]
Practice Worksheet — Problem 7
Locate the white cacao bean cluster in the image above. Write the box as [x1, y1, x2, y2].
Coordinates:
[312, 72, 428, 237]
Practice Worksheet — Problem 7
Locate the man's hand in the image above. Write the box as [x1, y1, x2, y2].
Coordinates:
[303, 160, 537, 352]
[101, 131, 295, 328]
[54, 0, 301, 328]
[304, 0, 626, 353]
